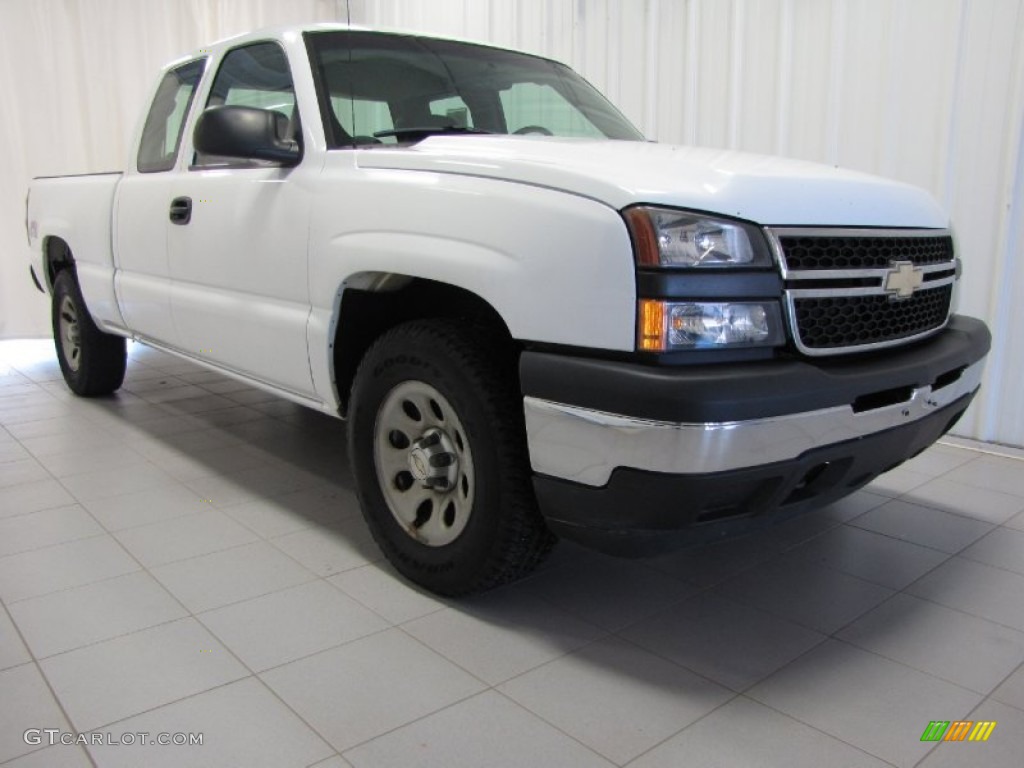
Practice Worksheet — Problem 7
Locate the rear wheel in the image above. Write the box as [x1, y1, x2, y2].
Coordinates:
[51, 270, 126, 396]
[348, 319, 555, 595]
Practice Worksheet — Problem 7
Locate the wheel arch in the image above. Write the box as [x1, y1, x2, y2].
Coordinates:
[43, 236, 76, 292]
[331, 274, 517, 417]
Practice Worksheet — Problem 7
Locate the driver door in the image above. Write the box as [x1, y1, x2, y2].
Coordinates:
[167, 42, 315, 398]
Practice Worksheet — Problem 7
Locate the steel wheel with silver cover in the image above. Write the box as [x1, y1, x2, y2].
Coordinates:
[373, 380, 475, 547]
[348, 319, 555, 596]
[57, 294, 83, 372]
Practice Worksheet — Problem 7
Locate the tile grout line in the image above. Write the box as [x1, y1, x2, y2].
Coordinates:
[27, 464, 343, 765]
[2, 439, 272, 764]
[908, 661, 1024, 768]
[0, 596, 100, 768]
[939, 437, 1024, 462]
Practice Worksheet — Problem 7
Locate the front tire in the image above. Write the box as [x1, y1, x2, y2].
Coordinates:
[348, 320, 555, 596]
[51, 270, 126, 396]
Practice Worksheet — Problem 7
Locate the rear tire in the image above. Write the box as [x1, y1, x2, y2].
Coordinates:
[51, 270, 126, 396]
[348, 319, 555, 596]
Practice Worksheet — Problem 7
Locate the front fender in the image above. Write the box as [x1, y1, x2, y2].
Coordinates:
[306, 163, 637, 405]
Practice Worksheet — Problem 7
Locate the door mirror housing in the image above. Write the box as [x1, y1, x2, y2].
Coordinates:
[193, 105, 300, 166]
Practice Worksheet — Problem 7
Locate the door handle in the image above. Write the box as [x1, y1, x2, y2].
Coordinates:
[169, 196, 192, 225]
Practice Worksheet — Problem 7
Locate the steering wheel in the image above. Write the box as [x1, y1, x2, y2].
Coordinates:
[513, 125, 553, 136]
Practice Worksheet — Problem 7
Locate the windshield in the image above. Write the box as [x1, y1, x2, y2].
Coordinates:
[304, 30, 644, 147]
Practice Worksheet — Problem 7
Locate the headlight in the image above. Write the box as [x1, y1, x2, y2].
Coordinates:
[624, 206, 771, 268]
[638, 300, 784, 351]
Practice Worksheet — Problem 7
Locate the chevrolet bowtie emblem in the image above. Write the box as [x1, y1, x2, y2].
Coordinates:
[883, 261, 924, 299]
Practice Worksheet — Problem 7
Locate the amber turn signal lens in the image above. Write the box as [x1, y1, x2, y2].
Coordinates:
[638, 299, 667, 351]
[624, 207, 661, 267]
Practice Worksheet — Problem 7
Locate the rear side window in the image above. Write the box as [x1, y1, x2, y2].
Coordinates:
[193, 42, 297, 168]
[137, 59, 205, 173]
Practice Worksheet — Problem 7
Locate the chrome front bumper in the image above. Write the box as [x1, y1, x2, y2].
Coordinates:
[524, 358, 984, 488]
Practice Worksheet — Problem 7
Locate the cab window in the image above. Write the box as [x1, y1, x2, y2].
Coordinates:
[194, 42, 298, 168]
[137, 59, 205, 173]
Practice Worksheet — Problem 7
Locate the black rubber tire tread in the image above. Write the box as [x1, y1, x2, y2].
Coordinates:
[51, 270, 126, 397]
[348, 319, 555, 596]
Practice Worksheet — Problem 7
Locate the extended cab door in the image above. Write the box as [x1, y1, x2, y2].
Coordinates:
[114, 58, 206, 344]
[167, 42, 315, 397]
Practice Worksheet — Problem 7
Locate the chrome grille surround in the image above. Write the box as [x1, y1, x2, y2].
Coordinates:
[765, 228, 958, 357]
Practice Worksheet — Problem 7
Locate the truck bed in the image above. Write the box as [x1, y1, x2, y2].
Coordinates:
[28, 172, 124, 332]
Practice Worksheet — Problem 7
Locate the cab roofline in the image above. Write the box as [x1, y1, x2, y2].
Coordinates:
[163, 23, 562, 72]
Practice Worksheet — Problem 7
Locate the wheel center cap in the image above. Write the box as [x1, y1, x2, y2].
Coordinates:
[409, 449, 430, 481]
[407, 428, 459, 491]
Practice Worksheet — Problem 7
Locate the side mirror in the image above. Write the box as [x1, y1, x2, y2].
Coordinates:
[193, 105, 300, 166]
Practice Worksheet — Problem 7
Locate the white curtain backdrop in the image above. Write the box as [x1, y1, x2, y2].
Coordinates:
[0, 0, 346, 339]
[2, 0, 1022, 446]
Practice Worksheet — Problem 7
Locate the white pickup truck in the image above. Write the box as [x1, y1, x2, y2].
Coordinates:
[26, 24, 990, 595]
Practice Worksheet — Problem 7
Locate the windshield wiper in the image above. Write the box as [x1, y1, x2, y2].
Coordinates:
[373, 126, 493, 140]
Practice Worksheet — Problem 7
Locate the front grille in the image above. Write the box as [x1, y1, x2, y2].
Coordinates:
[780, 234, 954, 271]
[794, 285, 953, 350]
[770, 228, 957, 356]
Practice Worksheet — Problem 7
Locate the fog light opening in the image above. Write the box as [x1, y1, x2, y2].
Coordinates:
[783, 462, 833, 505]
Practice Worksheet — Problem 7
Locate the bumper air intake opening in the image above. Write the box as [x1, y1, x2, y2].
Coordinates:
[932, 366, 965, 392]
[852, 386, 914, 413]
[695, 504, 747, 524]
[782, 458, 853, 505]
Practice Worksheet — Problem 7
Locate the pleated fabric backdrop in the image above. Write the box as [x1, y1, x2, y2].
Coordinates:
[2, 0, 1021, 446]
[0, 0, 344, 340]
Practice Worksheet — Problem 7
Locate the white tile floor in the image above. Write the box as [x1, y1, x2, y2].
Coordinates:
[1, 338, 1023, 767]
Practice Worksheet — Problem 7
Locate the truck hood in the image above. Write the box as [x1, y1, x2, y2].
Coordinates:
[356, 136, 948, 228]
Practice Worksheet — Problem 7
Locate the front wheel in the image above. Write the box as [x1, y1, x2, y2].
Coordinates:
[348, 320, 555, 596]
[51, 270, 126, 396]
